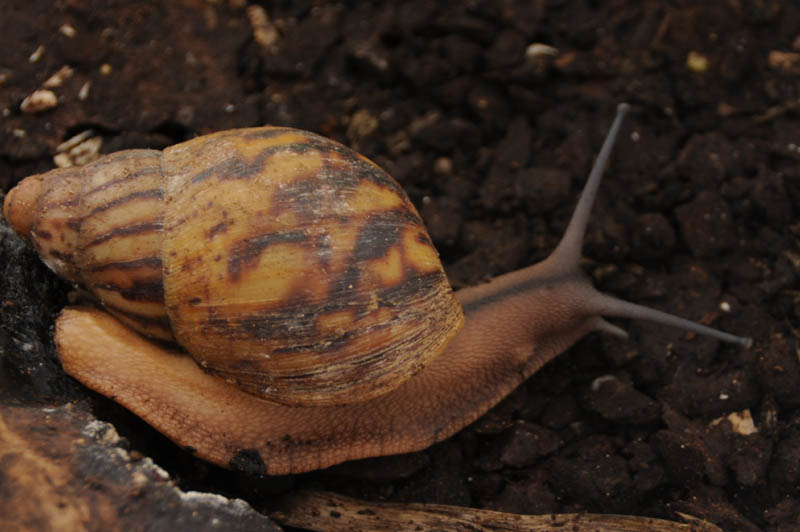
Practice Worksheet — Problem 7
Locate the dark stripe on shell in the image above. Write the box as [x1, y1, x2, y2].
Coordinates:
[313, 233, 333, 270]
[87, 256, 162, 272]
[207, 144, 316, 183]
[348, 156, 407, 198]
[352, 209, 417, 263]
[329, 265, 362, 304]
[227, 229, 308, 281]
[187, 129, 408, 227]
[207, 222, 229, 239]
[41, 196, 80, 211]
[46, 248, 77, 266]
[86, 188, 163, 217]
[271, 177, 327, 220]
[190, 157, 261, 184]
[416, 231, 433, 246]
[85, 221, 163, 248]
[94, 278, 165, 302]
[296, 136, 400, 194]
[198, 270, 447, 348]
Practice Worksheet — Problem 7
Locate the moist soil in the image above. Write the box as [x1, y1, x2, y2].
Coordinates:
[1, 1, 799, 531]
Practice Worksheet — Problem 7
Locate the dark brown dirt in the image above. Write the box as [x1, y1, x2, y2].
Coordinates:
[1, 1, 798, 531]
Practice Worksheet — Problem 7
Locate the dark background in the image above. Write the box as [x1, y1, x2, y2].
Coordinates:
[1, 1, 798, 531]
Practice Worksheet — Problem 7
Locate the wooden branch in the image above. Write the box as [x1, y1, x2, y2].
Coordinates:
[270, 490, 725, 532]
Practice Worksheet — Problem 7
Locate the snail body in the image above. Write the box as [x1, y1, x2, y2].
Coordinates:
[4, 104, 751, 474]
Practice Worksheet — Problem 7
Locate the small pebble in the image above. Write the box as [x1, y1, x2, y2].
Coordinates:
[78, 81, 91, 100]
[247, 5, 279, 49]
[686, 50, 709, 72]
[525, 43, 558, 59]
[710, 409, 758, 436]
[767, 50, 800, 73]
[59, 24, 76, 38]
[29, 44, 44, 63]
[20, 89, 57, 113]
[43, 65, 75, 88]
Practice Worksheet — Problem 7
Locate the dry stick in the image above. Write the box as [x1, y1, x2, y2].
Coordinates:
[270, 490, 725, 532]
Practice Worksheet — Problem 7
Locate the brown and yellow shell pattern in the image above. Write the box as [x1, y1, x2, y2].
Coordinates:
[8, 150, 171, 341]
[7, 126, 464, 407]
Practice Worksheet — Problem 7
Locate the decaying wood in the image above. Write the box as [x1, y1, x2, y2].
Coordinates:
[0, 403, 280, 532]
[270, 490, 726, 532]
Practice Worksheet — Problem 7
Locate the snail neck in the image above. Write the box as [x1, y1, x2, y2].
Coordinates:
[446, 240, 751, 428]
[452, 260, 602, 383]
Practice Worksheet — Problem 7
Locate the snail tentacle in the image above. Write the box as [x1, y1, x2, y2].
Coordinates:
[533, 102, 752, 348]
[549, 102, 630, 268]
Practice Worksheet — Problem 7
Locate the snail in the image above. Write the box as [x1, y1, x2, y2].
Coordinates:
[3, 103, 751, 475]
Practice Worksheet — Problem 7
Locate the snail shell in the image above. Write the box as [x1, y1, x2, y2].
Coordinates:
[4, 127, 464, 407]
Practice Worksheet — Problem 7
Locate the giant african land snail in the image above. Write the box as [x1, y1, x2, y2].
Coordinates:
[3, 103, 751, 474]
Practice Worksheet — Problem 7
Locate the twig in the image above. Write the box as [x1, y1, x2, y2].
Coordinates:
[270, 490, 725, 532]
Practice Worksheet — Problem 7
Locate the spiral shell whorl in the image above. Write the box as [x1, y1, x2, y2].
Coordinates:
[4, 152, 173, 341]
[160, 127, 463, 406]
[74, 150, 171, 340]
